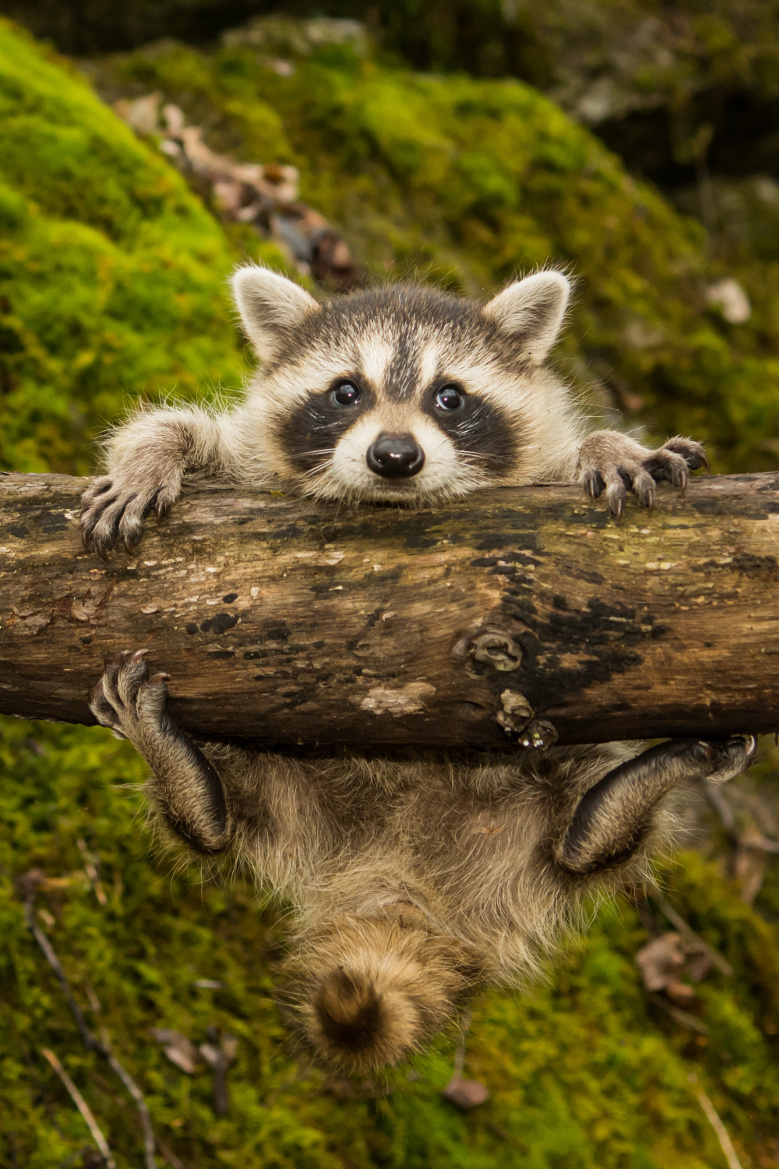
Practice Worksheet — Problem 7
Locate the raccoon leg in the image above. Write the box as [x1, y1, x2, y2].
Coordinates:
[90, 650, 234, 853]
[81, 405, 234, 557]
[577, 431, 709, 518]
[557, 736, 755, 874]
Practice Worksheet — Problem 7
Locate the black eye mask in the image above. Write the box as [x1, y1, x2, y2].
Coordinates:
[279, 380, 374, 472]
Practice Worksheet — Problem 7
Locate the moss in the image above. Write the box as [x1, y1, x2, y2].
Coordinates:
[0, 20, 290, 474]
[91, 35, 779, 472]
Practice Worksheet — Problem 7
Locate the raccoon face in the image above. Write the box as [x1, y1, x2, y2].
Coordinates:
[232, 265, 571, 502]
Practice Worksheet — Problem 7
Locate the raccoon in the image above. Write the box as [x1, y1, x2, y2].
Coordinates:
[83, 266, 754, 1074]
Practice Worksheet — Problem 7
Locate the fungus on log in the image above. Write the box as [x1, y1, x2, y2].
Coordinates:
[1, 472, 778, 749]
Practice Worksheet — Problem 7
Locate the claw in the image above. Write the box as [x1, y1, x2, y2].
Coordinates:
[131, 648, 150, 661]
[149, 672, 171, 684]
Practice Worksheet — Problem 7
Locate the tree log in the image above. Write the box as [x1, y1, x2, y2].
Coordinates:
[1, 472, 778, 749]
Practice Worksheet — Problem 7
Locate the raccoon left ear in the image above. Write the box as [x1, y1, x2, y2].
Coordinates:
[483, 271, 570, 362]
[232, 264, 320, 362]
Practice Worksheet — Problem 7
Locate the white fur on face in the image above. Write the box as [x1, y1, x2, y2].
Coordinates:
[357, 333, 395, 389]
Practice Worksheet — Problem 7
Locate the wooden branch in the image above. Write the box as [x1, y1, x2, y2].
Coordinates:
[1, 472, 778, 749]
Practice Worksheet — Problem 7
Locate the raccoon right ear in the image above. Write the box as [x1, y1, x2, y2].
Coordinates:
[231, 265, 320, 361]
[483, 271, 570, 362]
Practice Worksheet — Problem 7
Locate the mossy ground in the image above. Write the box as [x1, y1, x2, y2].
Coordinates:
[1, 18, 778, 1168]
[4, 718, 779, 1168]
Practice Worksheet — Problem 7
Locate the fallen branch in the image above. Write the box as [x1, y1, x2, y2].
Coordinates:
[40, 1047, 116, 1169]
[1, 472, 778, 748]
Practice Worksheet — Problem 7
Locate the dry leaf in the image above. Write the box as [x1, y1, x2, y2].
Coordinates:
[635, 931, 686, 992]
[441, 1077, 490, 1109]
[151, 1028, 202, 1074]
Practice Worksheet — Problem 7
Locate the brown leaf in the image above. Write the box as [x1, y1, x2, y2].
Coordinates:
[665, 979, 698, 1008]
[635, 931, 686, 992]
[150, 1028, 202, 1074]
[734, 826, 769, 904]
[441, 1077, 490, 1110]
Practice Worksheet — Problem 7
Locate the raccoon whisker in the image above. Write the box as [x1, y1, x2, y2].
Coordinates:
[292, 448, 337, 461]
[301, 460, 338, 481]
[452, 450, 493, 462]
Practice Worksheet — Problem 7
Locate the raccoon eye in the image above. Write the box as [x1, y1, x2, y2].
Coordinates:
[332, 381, 362, 407]
[435, 385, 465, 411]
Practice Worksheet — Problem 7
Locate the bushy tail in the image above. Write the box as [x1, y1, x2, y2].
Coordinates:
[293, 914, 479, 1074]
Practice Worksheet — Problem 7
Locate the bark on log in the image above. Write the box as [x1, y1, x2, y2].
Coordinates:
[1, 472, 778, 749]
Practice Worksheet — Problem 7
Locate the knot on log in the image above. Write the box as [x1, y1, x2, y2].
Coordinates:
[453, 625, 524, 673]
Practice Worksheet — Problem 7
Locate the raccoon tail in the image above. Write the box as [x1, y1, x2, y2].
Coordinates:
[297, 915, 478, 1074]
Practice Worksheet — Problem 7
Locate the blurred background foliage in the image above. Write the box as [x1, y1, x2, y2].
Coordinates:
[1, 8, 779, 1167]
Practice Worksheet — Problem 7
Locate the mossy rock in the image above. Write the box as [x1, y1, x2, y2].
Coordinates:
[0, 19, 291, 474]
[90, 33, 779, 473]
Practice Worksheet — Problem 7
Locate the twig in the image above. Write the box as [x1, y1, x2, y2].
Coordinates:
[689, 1074, 743, 1169]
[648, 993, 709, 1035]
[156, 1139, 187, 1169]
[451, 1010, 472, 1081]
[199, 1027, 238, 1116]
[650, 893, 733, 976]
[24, 888, 158, 1168]
[101, 1027, 158, 1169]
[24, 899, 96, 1051]
[76, 839, 108, 906]
[40, 1047, 116, 1169]
[705, 784, 735, 831]
[742, 834, 779, 855]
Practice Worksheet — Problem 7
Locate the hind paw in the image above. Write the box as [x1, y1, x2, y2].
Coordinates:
[90, 649, 171, 746]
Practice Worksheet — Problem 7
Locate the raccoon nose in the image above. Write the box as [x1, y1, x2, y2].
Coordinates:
[366, 434, 425, 479]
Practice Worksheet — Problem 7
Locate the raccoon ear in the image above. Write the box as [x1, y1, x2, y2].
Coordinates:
[483, 271, 570, 362]
[231, 265, 320, 361]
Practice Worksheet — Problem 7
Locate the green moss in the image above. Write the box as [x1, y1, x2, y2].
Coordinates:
[0, 20, 291, 474]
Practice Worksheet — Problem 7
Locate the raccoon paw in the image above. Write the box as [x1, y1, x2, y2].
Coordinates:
[80, 472, 180, 558]
[698, 734, 757, 784]
[578, 432, 709, 519]
[89, 649, 170, 745]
